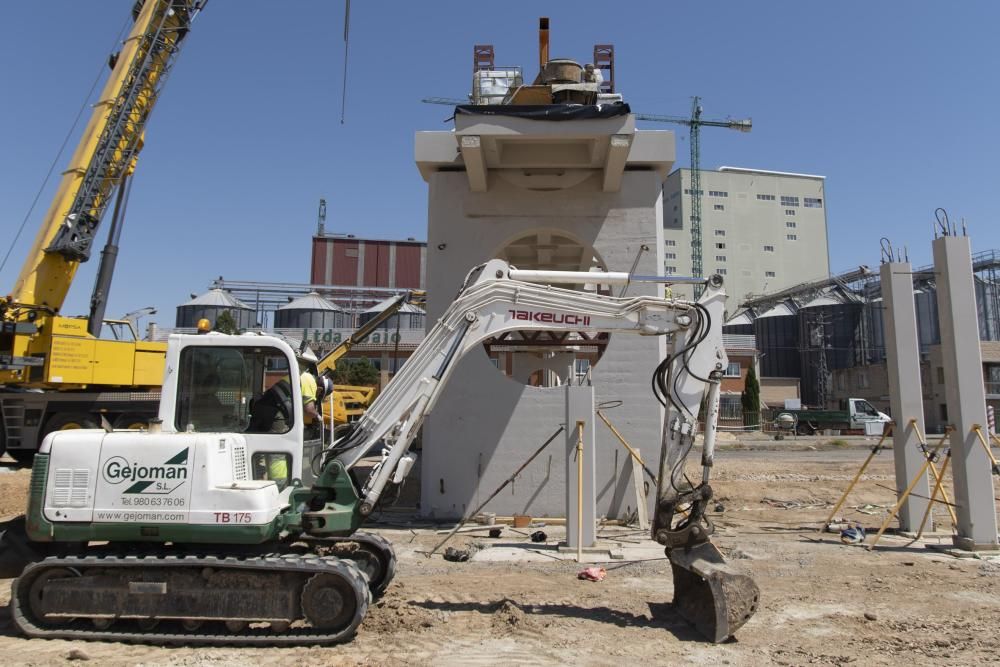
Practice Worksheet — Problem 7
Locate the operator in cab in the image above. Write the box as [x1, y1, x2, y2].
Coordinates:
[249, 346, 324, 487]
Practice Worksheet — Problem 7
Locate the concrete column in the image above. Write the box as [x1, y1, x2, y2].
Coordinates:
[565, 384, 596, 548]
[880, 261, 930, 532]
[933, 235, 998, 549]
[379, 351, 391, 390]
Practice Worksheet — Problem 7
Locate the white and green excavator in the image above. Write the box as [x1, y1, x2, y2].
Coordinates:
[0, 260, 757, 644]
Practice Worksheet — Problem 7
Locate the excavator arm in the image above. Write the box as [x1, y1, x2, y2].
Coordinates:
[312, 259, 757, 641]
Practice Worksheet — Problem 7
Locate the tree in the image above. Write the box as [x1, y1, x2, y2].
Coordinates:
[213, 310, 239, 335]
[333, 358, 379, 386]
[741, 363, 761, 428]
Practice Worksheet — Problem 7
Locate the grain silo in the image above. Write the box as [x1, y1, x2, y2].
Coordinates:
[798, 289, 863, 406]
[359, 296, 426, 331]
[754, 300, 801, 379]
[274, 291, 348, 329]
[175, 288, 255, 330]
[723, 310, 755, 336]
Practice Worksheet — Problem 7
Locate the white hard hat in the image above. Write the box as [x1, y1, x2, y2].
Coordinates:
[296, 345, 319, 364]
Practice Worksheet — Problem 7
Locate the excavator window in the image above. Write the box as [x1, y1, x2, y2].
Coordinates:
[175, 346, 293, 433]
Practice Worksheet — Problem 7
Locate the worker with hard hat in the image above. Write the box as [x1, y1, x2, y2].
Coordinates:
[266, 345, 323, 485]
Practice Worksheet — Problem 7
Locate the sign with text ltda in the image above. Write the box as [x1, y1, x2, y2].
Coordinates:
[300, 329, 402, 350]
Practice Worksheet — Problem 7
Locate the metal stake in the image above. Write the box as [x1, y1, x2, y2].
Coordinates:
[427, 426, 564, 557]
[914, 448, 954, 540]
[868, 429, 951, 550]
[819, 425, 891, 532]
[913, 421, 960, 526]
[973, 425, 1000, 475]
[576, 420, 585, 562]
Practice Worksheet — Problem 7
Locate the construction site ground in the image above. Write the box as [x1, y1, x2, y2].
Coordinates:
[1, 437, 999, 666]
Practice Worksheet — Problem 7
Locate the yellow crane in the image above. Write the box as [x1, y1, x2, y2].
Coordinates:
[0, 1, 205, 463]
[312, 291, 425, 425]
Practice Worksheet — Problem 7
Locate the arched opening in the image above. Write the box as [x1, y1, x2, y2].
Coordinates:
[483, 230, 610, 388]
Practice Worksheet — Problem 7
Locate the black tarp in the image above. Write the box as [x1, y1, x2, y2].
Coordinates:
[454, 103, 631, 121]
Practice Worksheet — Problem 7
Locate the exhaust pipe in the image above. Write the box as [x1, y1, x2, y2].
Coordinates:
[538, 17, 549, 73]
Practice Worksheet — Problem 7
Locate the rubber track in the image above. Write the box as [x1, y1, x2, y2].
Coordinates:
[305, 531, 398, 598]
[10, 553, 372, 646]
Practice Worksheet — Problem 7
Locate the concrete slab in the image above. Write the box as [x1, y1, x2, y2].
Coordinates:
[469, 527, 666, 564]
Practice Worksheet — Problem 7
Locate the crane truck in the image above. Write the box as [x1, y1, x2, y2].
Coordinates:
[0, 260, 758, 644]
[0, 1, 413, 460]
[0, 1, 206, 464]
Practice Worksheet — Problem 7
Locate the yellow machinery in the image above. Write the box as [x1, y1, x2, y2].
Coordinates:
[0, 1, 416, 461]
[315, 291, 424, 425]
[0, 2, 204, 463]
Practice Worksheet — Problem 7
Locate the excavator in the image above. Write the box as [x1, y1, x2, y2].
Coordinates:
[0, 259, 758, 644]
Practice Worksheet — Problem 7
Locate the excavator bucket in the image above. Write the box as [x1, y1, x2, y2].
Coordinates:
[668, 541, 759, 643]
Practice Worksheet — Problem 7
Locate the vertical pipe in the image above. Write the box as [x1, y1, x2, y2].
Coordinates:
[576, 419, 584, 562]
[700, 378, 721, 483]
[87, 174, 133, 338]
[538, 17, 550, 75]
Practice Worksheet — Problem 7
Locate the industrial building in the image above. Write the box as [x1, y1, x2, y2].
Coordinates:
[732, 249, 1000, 425]
[310, 233, 426, 290]
[415, 47, 674, 520]
[664, 167, 830, 304]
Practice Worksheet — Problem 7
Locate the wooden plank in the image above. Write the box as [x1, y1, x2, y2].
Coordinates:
[631, 446, 649, 530]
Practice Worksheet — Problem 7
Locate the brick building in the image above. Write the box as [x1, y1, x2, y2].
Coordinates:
[310, 235, 427, 290]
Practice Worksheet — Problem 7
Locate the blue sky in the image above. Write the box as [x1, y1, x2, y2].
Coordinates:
[1, 1, 998, 328]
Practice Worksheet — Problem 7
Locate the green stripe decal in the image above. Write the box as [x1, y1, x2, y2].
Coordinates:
[164, 448, 189, 465]
[124, 480, 154, 494]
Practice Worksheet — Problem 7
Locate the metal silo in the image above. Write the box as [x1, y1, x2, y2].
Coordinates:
[975, 275, 1000, 341]
[913, 283, 940, 352]
[175, 288, 255, 330]
[723, 310, 755, 336]
[359, 296, 426, 331]
[274, 291, 347, 329]
[868, 296, 886, 363]
[754, 300, 800, 379]
[798, 289, 863, 407]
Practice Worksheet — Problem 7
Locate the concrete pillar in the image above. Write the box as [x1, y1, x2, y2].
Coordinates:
[379, 351, 391, 390]
[880, 261, 930, 532]
[565, 384, 596, 548]
[933, 235, 998, 549]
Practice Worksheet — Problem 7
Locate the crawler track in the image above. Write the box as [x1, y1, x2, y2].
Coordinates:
[304, 531, 398, 598]
[11, 553, 371, 646]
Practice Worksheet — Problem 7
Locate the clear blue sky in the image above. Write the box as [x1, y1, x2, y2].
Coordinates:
[2, 1, 998, 328]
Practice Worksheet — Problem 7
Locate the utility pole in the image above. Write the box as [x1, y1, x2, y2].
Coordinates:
[636, 99, 751, 295]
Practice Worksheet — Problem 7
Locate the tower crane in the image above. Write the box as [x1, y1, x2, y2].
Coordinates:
[635, 98, 752, 296]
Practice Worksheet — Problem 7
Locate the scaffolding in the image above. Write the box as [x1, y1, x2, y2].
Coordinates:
[207, 278, 410, 329]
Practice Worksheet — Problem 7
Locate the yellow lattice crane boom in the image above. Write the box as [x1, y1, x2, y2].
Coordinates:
[0, 1, 205, 463]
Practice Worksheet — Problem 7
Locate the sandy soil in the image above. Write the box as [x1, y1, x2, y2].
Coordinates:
[1, 444, 999, 666]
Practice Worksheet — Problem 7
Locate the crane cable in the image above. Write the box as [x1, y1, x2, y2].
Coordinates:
[340, 0, 351, 124]
[0, 14, 133, 277]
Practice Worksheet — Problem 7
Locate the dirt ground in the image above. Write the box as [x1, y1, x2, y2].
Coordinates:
[1, 441, 999, 666]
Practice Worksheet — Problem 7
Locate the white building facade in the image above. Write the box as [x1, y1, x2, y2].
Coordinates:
[663, 167, 831, 305]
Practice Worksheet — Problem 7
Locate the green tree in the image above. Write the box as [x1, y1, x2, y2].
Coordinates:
[333, 358, 379, 386]
[213, 310, 239, 335]
[741, 363, 761, 428]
